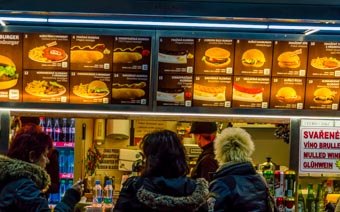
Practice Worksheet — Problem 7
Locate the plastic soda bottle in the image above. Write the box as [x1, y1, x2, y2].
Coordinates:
[69, 118, 75, 142]
[53, 118, 61, 142]
[104, 179, 114, 209]
[93, 180, 102, 208]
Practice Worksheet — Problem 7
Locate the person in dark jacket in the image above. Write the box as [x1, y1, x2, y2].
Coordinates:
[114, 130, 209, 212]
[0, 125, 82, 211]
[190, 122, 219, 182]
[209, 127, 268, 212]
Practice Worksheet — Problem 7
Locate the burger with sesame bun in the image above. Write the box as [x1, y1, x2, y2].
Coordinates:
[241, 49, 266, 68]
[0, 55, 18, 90]
[202, 47, 231, 68]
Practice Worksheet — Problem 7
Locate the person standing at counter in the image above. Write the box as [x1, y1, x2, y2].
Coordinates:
[0, 126, 82, 211]
[114, 130, 209, 212]
[209, 127, 268, 211]
[11, 122, 61, 201]
[190, 122, 219, 182]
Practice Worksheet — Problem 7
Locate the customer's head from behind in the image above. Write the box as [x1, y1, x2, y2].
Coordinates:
[190, 122, 217, 148]
[214, 127, 255, 165]
[7, 126, 53, 169]
[140, 129, 189, 178]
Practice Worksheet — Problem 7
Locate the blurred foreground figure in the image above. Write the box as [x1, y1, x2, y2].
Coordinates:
[0, 125, 81, 211]
[190, 122, 219, 182]
[209, 127, 268, 212]
[114, 130, 209, 212]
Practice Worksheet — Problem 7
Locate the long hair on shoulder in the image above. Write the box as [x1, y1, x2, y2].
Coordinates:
[140, 129, 189, 178]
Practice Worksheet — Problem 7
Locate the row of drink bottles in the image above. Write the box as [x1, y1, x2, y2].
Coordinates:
[59, 149, 74, 174]
[49, 179, 74, 204]
[39, 117, 75, 142]
[261, 169, 296, 211]
[297, 180, 334, 212]
[93, 179, 114, 209]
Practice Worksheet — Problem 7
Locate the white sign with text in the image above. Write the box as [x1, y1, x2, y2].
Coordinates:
[299, 127, 340, 173]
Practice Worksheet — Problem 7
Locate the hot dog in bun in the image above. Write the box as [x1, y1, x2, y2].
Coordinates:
[232, 83, 263, 102]
[241, 49, 265, 68]
[313, 87, 337, 104]
[277, 52, 301, 68]
[0, 55, 18, 90]
[202, 47, 231, 68]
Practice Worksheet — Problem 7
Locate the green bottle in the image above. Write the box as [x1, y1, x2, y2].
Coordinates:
[315, 183, 324, 212]
[298, 184, 306, 212]
[306, 183, 315, 212]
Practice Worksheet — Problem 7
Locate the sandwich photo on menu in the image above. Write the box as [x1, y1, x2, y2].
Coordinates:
[232, 83, 264, 102]
[202, 47, 231, 68]
[0, 55, 18, 90]
[313, 87, 337, 104]
[277, 49, 302, 69]
[275, 87, 301, 103]
[73, 80, 110, 98]
[241, 49, 265, 68]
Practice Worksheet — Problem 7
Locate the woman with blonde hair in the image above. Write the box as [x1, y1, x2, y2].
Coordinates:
[209, 127, 268, 211]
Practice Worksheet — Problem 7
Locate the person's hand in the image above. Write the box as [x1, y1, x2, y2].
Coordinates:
[71, 180, 84, 196]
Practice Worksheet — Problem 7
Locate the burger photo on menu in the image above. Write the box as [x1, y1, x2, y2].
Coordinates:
[25, 80, 66, 97]
[241, 49, 266, 67]
[202, 47, 231, 68]
[113, 46, 150, 63]
[28, 41, 67, 63]
[313, 87, 337, 104]
[193, 83, 226, 101]
[311, 57, 340, 69]
[112, 82, 146, 100]
[277, 49, 302, 69]
[0, 55, 18, 90]
[232, 83, 264, 102]
[275, 87, 301, 103]
[71, 43, 110, 64]
[73, 80, 110, 98]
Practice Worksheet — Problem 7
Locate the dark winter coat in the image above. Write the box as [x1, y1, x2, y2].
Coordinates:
[114, 176, 209, 212]
[191, 142, 218, 182]
[209, 161, 268, 212]
[0, 155, 80, 212]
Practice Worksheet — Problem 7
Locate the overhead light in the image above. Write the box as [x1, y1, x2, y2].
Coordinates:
[0, 17, 47, 23]
[48, 18, 268, 29]
[304, 29, 320, 35]
[0, 20, 6, 26]
[269, 24, 340, 31]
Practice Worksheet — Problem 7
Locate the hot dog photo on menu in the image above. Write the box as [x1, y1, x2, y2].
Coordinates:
[232, 76, 271, 109]
[111, 73, 149, 105]
[70, 34, 113, 71]
[112, 36, 151, 73]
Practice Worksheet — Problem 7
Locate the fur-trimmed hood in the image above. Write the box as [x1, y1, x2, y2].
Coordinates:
[214, 127, 254, 165]
[0, 155, 50, 191]
[136, 177, 208, 211]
